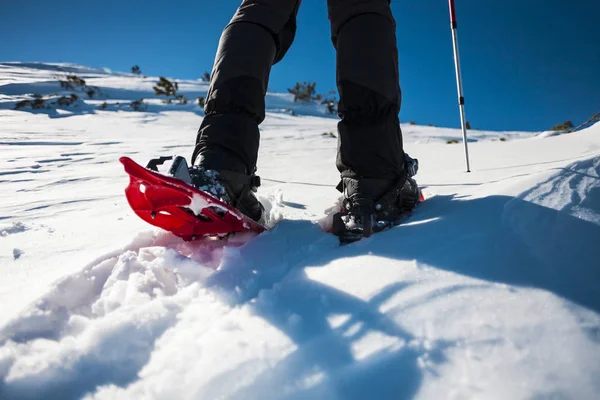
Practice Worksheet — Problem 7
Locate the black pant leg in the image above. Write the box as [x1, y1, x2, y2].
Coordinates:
[328, 0, 405, 180]
[192, 0, 301, 173]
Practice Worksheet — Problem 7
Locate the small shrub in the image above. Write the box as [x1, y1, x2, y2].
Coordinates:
[447, 139, 459, 144]
[550, 121, 574, 132]
[15, 100, 32, 110]
[322, 131, 336, 138]
[197, 96, 205, 107]
[287, 81, 317, 102]
[59, 75, 87, 90]
[130, 99, 147, 111]
[86, 89, 96, 98]
[466, 121, 472, 130]
[131, 65, 141, 75]
[409, 121, 416, 125]
[154, 77, 186, 104]
[59, 80, 73, 90]
[99, 102, 108, 110]
[153, 77, 178, 97]
[202, 71, 211, 82]
[56, 93, 79, 107]
[499, 137, 506, 142]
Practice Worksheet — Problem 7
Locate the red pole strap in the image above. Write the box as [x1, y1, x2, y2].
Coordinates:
[449, 0, 457, 26]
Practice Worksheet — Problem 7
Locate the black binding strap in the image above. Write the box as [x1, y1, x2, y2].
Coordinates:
[337, 174, 406, 213]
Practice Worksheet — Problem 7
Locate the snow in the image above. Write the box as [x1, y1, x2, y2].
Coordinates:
[1, 62, 600, 399]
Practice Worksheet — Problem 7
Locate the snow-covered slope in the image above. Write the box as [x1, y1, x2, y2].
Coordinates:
[1, 63, 599, 400]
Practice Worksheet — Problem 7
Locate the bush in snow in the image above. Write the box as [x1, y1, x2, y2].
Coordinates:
[288, 81, 318, 102]
[56, 93, 79, 107]
[466, 121, 472, 130]
[447, 139, 459, 144]
[131, 65, 142, 75]
[197, 96, 205, 107]
[202, 71, 211, 82]
[550, 121, 574, 132]
[14, 94, 81, 110]
[287, 82, 338, 114]
[59, 75, 86, 90]
[129, 99, 147, 112]
[99, 102, 108, 110]
[153, 77, 187, 104]
[153, 77, 178, 97]
[15, 97, 47, 110]
[58, 74, 99, 98]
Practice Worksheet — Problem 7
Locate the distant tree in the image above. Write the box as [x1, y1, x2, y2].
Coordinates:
[202, 71, 211, 82]
[154, 77, 178, 96]
[466, 121, 472, 130]
[288, 81, 318, 102]
[197, 96, 205, 107]
[131, 65, 142, 75]
[153, 77, 186, 104]
[153, 76, 187, 104]
[409, 121, 416, 125]
[550, 121, 574, 132]
[99, 102, 108, 110]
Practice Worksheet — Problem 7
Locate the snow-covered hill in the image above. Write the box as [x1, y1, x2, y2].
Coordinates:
[1, 63, 599, 400]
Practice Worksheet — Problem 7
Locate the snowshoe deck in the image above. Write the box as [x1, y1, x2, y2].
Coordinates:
[120, 157, 266, 241]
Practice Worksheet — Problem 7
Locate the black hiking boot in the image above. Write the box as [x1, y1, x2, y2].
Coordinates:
[145, 155, 264, 223]
[332, 172, 421, 245]
[188, 160, 264, 224]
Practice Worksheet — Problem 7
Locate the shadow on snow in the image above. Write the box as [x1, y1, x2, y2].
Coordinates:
[1, 159, 599, 399]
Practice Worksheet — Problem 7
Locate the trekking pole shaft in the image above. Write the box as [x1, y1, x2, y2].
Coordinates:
[449, 0, 471, 172]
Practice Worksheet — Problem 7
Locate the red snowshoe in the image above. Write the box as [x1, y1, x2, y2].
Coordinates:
[120, 156, 266, 241]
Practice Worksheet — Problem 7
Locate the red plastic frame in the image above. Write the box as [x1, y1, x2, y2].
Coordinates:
[120, 157, 265, 241]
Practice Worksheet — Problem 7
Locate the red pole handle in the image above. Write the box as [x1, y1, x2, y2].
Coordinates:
[449, 0, 457, 26]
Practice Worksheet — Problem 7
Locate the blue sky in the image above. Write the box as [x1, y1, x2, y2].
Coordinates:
[1, 0, 598, 131]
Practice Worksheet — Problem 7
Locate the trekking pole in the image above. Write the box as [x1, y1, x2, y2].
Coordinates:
[448, 0, 471, 172]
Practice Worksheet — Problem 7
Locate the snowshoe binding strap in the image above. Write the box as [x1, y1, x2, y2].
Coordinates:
[146, 156, 173, 171]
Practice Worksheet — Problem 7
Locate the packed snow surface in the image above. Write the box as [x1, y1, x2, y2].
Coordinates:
[1, 63, 599, 399]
